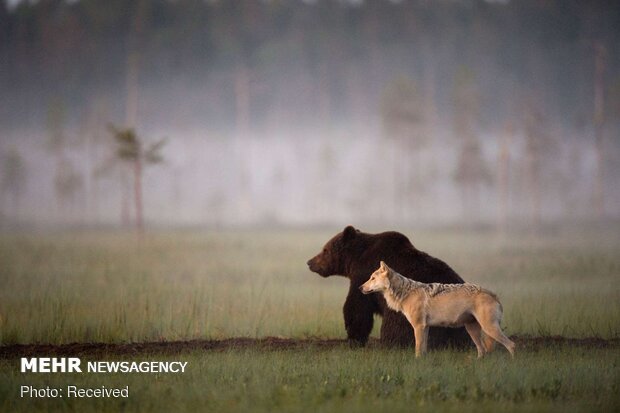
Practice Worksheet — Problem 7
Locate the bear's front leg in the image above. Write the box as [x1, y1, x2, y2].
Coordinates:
[343, 285, 375, 347]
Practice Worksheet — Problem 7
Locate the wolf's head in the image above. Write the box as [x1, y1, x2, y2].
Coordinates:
[359, 261, 392, 294]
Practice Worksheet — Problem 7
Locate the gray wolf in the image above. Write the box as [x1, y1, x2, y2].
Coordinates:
[360, 261, 515, 358]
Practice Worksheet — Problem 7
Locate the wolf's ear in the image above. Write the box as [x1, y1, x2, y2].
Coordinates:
[379, 261, 387, 270]
[381, 262, 393, 277]
[343, 225, 357, 241]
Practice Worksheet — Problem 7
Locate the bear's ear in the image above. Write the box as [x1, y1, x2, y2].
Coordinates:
[342, 225, 357, 241]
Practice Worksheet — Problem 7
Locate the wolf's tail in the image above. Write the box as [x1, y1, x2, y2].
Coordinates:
[481, 288, 500, 302]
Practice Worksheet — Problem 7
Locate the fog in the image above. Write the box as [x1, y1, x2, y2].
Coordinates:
[1, 0, 619, 230]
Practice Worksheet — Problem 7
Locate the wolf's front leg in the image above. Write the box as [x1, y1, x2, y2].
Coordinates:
[421, 326, 429, 354]
[413, 325, 427, 357]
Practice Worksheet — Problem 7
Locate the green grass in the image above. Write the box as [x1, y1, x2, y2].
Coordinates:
[0, 228, 619, 344]
[1, 346, 619, 412]
[1, 227, 619, 412]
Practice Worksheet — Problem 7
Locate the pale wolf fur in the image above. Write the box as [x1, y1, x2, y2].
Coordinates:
[360, 261, 515, 358]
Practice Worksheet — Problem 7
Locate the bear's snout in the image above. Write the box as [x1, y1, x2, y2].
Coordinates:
[307, 256, 330, 277]
[307, 257, 318, 272]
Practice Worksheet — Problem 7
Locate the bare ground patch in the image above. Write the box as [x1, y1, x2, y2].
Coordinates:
[1, 336, 619, 359]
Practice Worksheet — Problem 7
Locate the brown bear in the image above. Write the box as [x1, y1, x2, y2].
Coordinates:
[307, 225, 470, 348]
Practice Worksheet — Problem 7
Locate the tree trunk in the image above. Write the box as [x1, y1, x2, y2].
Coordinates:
[234, 62, 251, 137]
[125, 0, 148, 232]
[125, 52, 140, 128]
[497, 122, 513, 234]
[593, 42, 607, 219]
[121, 170, 131, 229]
[524, 104, 543, 232]
[125, 0, 148, 128]
[317, 61, 331, 127]
[525, 146, 541, 231]
[134, 158, 143, 235]
[392, 143, 400, 224]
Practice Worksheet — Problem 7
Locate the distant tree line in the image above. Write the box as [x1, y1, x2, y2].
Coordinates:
[1, 0, 618, 132]
[1, 0, 619, 229]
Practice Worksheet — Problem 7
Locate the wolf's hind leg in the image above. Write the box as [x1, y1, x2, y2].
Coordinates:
[464, 321, 485, 358]
[479, 321, 515, 357]
[482, 332, 496, 353]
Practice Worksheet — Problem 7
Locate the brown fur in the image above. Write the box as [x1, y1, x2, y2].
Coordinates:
[307, 226, 470, 348]
[361, 262, 515, 358]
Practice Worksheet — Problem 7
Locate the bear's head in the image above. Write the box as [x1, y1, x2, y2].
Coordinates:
[307, 225, 360, 277]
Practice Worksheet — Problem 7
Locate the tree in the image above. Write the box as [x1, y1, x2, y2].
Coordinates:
[381, 75, 429, 223]
[46, 98, 67, 158]
[1, 147, 27, 222]
[108, 125, 166, 234]
[522, 99, 555, 230]
[54, 158, 83, 220]
[496, 120, 514, 234]
[592, 41, 607, 219]
[212, 0, 264, 137]
[45, 97, 82, 221]
[125, 0, 150, 128]
[79, 96, 110, 223]
[452, 67, 490, 225]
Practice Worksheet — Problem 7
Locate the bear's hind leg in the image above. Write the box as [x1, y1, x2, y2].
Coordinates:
[426, 326, 472, 350]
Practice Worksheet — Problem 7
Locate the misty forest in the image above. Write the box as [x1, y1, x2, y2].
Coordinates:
[1, 0, 619, 229]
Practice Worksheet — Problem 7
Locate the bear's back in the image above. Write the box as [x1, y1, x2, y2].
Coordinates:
[361, 231, 464, 285]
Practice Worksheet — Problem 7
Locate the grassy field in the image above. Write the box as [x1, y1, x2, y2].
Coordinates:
[1, 346, 619, 412]
[1, 228, 619, 343]
[1, 227, 619, 412]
